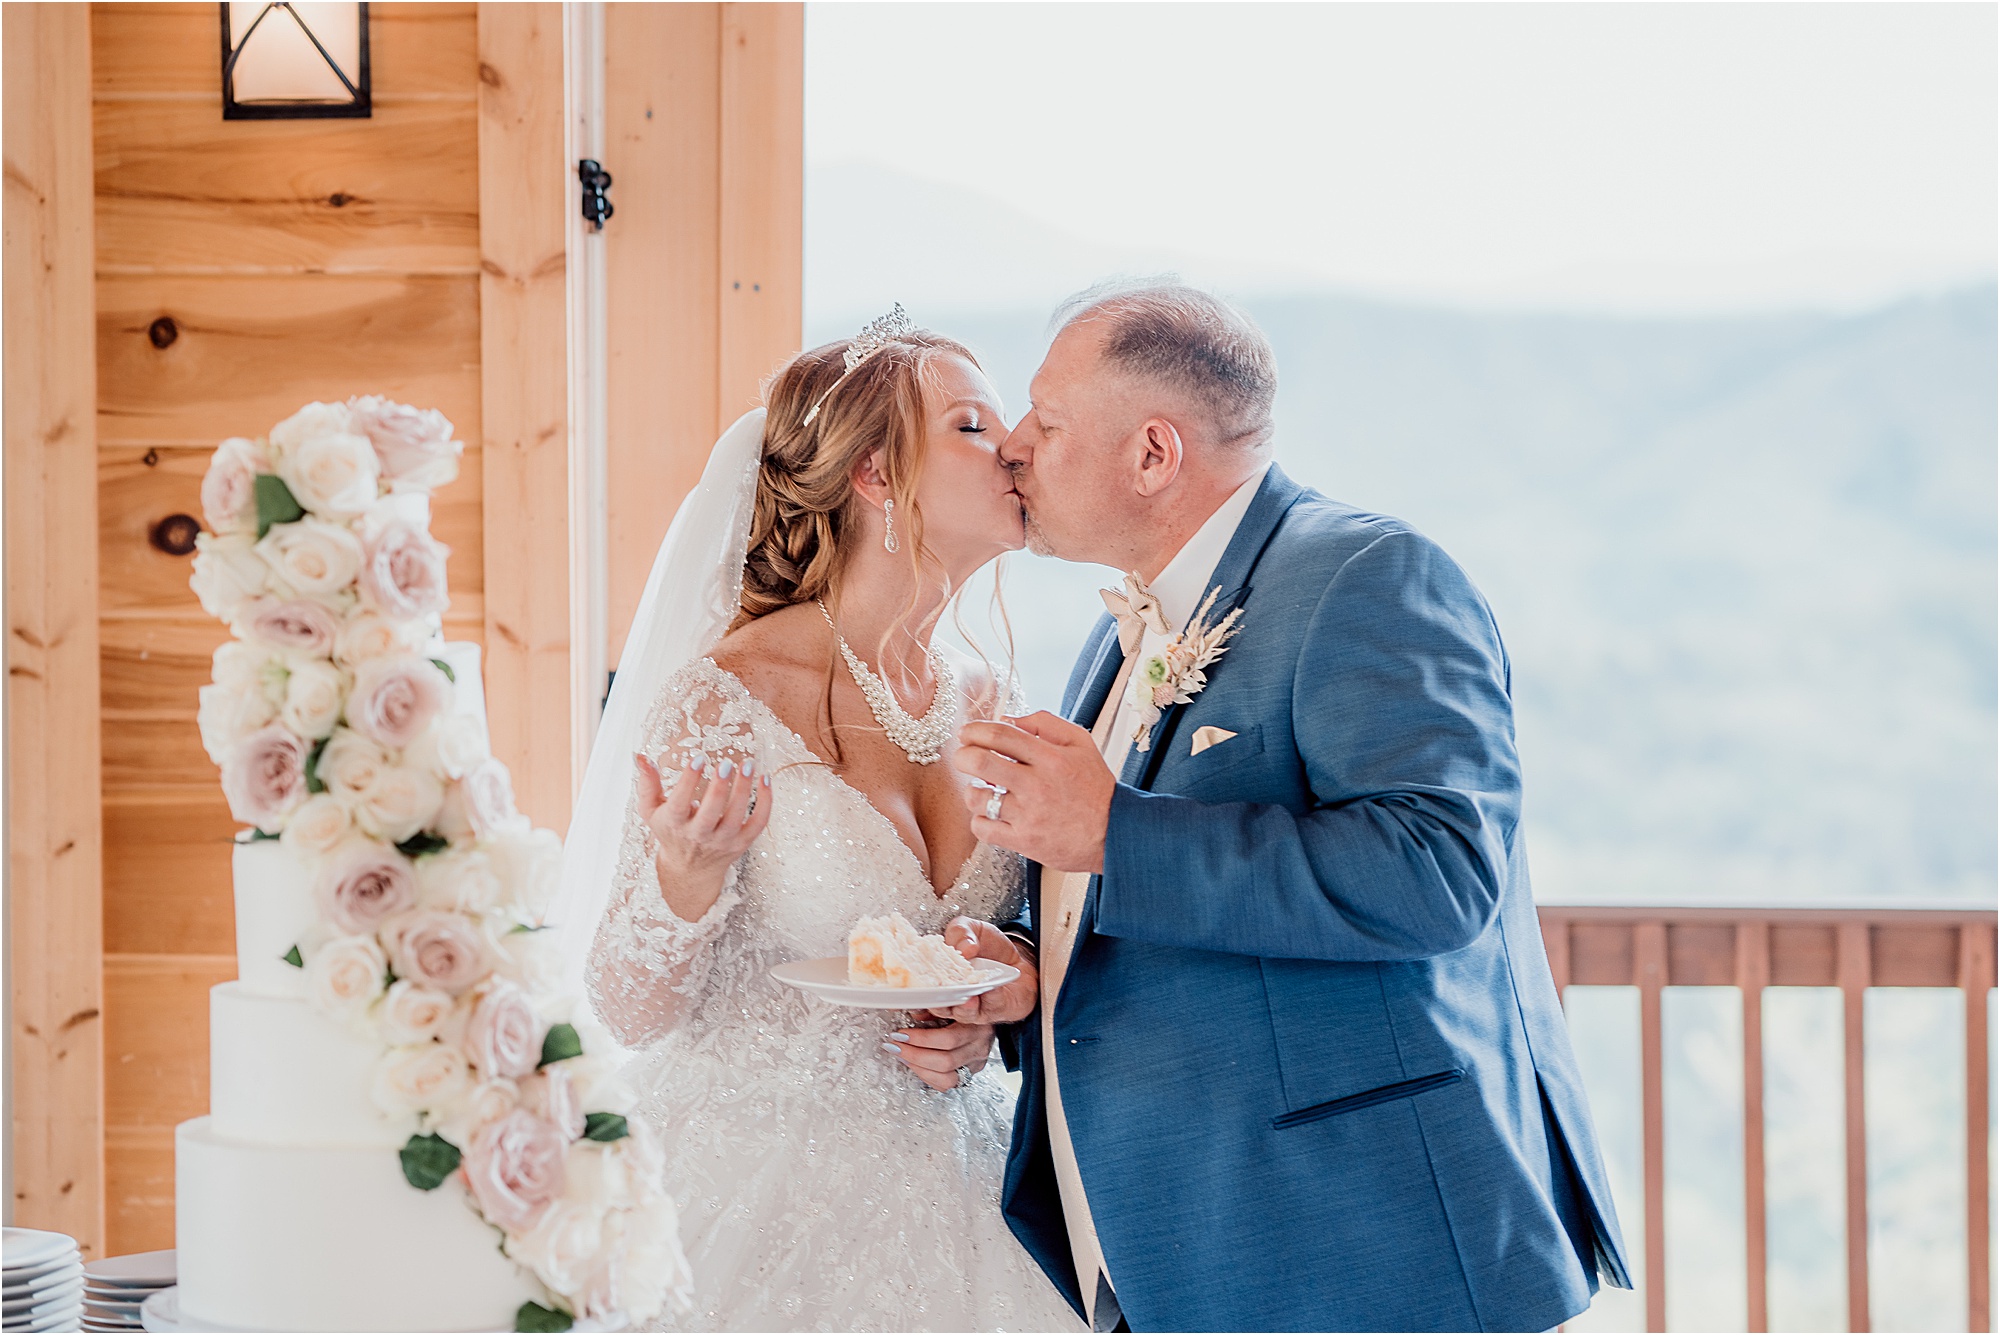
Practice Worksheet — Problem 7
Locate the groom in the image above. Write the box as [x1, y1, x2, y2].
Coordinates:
[944, 283, 1632, 1332]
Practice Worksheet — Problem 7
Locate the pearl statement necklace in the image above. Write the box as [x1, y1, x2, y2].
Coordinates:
[817, 599, 957, 765]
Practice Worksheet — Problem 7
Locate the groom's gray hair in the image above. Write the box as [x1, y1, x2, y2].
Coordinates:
[1053, 277, 1277, 447]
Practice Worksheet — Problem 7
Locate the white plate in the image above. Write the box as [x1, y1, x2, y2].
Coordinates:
[80, 1258, 170, 1292]
[0, 1271, 77, 1295]
[0, 1269, 78, 1303]
[82, 1290, 156, 1306]
[5, 1303, 82, 1332]
[3, 1278, 83, 1316]
[81, 1298, 140, 1318]
[770, 956, 1019, 1010]
[1, 1233, 78, 1277]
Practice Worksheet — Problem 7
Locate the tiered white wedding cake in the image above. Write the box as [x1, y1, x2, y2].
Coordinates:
[178, 400, 690, 1333]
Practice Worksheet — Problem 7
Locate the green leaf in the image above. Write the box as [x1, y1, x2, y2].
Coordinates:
[281, 945, 304, 969]
[396, 831, 449, 857]
[253, 473, 305, 538]
[508, 922, 552, 935]
[304, 737, 329, 794]
[582, 1111, 628, 1142]
[538, 1022, 582, 1068]
[429, 656, 457, 684]
[399, 1133, 462, 1191]
[238, 828, 282, 843]
[514, 1302, 573, 1333]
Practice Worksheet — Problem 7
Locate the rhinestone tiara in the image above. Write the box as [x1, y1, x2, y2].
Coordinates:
[801, 304, 914, 426]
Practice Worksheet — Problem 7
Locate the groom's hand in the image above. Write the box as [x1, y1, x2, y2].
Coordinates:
[956, 713, 1113, 874]
[931, 917, 1039, 1026]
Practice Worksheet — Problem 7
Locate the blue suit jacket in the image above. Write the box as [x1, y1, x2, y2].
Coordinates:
[1000, 465, 1632, 1332]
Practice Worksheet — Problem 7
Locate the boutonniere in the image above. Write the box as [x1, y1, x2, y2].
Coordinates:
[1128, 587, 1245, 752]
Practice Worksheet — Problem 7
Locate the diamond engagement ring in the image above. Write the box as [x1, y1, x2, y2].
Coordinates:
[985, 790, 1005, 821]
[955, 1065, 974, 1088]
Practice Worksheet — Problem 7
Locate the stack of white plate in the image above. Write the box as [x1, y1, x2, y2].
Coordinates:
[78, 1255, 174, 1334]
[3, 1227, 83, 1332]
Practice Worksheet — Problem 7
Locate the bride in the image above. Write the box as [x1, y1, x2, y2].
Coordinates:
[555, 310, 1082, 1331]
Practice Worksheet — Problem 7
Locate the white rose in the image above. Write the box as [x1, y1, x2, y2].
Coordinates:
[318, 728, 390, 803]
[403, 712, 490, 781]
[564, 1054, 636, 1119]
[212, 640, 287, 701]
[267, 400, 361, 459]
[415, 847, 504, 913]
[483, 825, 563, 917]
[507, 1200, 605, 1303]
[255, 517, 363, 598]
[491, 925, 560, 993]
[200, 436, 266, 536]
[279, 793, 350, 857]
[371, 1042, 473, 1120]
[378, 979, 459, 1045]
[334, 609, 429, 665]
[560, 1139, 637, 1212]
[279, 659, 347, 740]
[191, 531, 271, 623]
[603, 1192, 691, 1322]
[196, 681, 277, 766]
[277, 426, 381, 520]
[305, 933, 387, 1023]
[352, 763, 446, 844]
[433, 1077, 520, 1148]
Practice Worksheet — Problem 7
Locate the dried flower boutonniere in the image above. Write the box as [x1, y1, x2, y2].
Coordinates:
[1128, 587, 1245, 753]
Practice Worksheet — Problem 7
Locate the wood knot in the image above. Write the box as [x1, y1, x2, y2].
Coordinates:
[151, 513, 202, 556]
[147, 316, 178, 349]
[327, 192, 354, 208]
[141, 448, 159, 467]
[478, 62, 502, 88]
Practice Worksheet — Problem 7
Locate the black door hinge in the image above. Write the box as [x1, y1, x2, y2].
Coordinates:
[578, 159, 613, 231]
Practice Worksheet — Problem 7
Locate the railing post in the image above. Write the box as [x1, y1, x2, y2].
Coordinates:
[1738, 921, 1770, 1332]
[1638, 920, 1668, 1333]
[1838, 922, 1872, 1332]
[1963, 924, 1993, 1333]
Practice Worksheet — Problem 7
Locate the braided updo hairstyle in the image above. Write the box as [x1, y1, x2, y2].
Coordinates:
[732, 329, 980, 633]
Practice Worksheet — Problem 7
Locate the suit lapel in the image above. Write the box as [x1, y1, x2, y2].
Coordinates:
[1127, 464, 1304, 789]
[1064, 616, 1125, 727]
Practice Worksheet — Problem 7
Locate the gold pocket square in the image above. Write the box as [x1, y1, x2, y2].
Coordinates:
[1190, 726, 1238, 757]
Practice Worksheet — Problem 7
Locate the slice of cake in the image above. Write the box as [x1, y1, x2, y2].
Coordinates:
[848, 911, 982, 988]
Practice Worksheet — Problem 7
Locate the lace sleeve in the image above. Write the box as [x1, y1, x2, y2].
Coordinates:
[586, 664, 758, 1048]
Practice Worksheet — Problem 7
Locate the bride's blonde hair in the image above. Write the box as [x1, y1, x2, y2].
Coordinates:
[733, 330, 1016, 758]
[733, 330, 972, 630]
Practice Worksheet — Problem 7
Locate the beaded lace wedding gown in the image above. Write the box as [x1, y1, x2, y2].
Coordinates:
[586, 659, 1082, 1332]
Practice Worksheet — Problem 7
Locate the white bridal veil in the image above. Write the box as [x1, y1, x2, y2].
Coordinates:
[553, 408, 769, 995]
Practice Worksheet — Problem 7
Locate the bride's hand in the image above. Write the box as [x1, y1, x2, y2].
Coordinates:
[930, 917, 1039, 1026]
[633, 751, 773, 921]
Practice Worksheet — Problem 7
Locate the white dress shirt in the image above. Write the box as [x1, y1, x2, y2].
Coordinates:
[1037, 461, 1271, 1324]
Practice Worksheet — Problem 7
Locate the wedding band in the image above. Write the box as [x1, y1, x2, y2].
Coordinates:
[955, 1065, 974, 1088]
[985, 790, 1004, 821]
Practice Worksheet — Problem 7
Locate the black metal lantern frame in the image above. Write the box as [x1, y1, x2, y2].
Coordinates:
[220, 2, 372, 120]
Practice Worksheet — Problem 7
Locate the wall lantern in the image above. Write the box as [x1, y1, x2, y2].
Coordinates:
[221, 3, 371, 120]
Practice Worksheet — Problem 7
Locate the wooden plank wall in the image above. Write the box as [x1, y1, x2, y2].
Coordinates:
[90, 2, 486, 1251]
[476, 2, 574, 834]
[602, 2, 802, 666]
[6, 1, 107, 1259]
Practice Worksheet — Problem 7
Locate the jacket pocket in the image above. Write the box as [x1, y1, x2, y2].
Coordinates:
[1271, 1068, 1465, 1130]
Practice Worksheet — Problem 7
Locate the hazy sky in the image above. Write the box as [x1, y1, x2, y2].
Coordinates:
[807, 3, 1997, 314]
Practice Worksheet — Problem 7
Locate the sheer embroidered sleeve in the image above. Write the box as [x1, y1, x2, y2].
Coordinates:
[586, 662, 758, 1048]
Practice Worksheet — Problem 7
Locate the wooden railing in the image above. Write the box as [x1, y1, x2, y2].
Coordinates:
[1538, 904, 1997, 1333]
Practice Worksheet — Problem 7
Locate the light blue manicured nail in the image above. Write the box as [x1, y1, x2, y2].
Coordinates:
[740, 757, 756, 778]
[760, 772, 772, 787]
[688, 752, 707, 773]
[888, 1032, 910, 1042]
[882, 1042, 902, 1055]
[716, 759, 734, 780]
